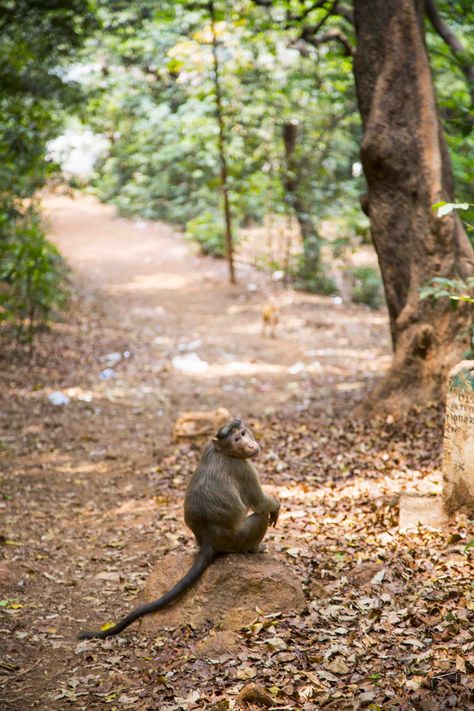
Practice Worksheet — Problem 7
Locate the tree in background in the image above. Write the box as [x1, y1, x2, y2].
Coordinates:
[353, 0, 473, 406]
[0, 0, 96, 344]
[86, 0, 362, 279]
[253, 0, 473, 406]
[209, 0, 236, 283]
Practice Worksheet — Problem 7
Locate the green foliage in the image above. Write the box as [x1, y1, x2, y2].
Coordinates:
[427, 3, 474, 216]
[420, 276, 474, 355]
[432, 201, 473, 240]
[0, 0, 96, 345]
[432, 201, 470, 218]
[293, 265, 338, 296]
[352, 265, 384, 310]
[292, 234, 336, 294]
[0, 208, 68, 342]
[185, 211, 228, 258]
[86, 0, 363, 267]
[0, 0, 97, 200]
[420, 276, 474, 305]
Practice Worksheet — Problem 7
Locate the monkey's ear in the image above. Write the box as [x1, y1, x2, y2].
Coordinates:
[212, 436, 224, 451]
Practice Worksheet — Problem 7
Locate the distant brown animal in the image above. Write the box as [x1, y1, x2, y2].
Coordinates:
[261, 303, 279, 337]
[78, 418, 280, 639]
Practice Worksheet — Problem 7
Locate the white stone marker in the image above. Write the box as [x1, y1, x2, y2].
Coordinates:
[442, 360, 474, 515]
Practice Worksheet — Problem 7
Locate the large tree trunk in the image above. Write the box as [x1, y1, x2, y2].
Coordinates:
[353, 0, 474, 408]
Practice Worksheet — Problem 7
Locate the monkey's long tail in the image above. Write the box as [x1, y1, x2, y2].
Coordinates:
[77, 545, 217, 639]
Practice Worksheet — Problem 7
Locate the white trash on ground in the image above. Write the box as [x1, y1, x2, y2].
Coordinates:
[172, 353, 209, 374]
[48, 391, 70, 406]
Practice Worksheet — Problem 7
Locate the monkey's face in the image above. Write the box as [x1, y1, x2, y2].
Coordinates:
[213, 420, 260, 459]
[230, 426, 260, 459]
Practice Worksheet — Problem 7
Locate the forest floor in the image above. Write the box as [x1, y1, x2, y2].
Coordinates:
[1, 194, 473, 711]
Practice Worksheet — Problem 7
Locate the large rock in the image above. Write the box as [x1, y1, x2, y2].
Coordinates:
[140, 551, 305, 651]
[442, 361, 474, 515]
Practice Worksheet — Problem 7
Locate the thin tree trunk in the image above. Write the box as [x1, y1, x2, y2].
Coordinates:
[352, 0, 474, 409]
[209, 0, 235, 285]
[282, 121, 321, 271]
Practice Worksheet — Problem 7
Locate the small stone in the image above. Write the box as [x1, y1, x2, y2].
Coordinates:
[236, 683, 276, 708]
[0, 560, 23, 590]
[347, 562, 385, 587]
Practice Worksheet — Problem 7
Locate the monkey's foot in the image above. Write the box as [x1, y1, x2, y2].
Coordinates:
[248, 543, 267, 554]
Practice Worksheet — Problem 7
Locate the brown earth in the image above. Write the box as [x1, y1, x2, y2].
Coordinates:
[1, 194, 472, 711]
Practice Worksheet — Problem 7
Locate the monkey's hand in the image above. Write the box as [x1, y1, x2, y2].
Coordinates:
[269, 498, 280, 527]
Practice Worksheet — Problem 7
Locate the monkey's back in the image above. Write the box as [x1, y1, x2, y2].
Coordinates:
[184, 443, 248, 533]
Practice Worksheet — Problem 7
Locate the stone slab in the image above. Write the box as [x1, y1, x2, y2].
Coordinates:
[442, 360, 474, 515]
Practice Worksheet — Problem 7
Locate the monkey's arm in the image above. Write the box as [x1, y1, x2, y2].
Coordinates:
[241, 465, 280, 526]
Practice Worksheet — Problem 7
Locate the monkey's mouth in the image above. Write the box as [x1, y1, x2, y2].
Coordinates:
[247, 446, 260, 458]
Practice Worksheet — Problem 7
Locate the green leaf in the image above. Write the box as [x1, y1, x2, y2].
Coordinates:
[435, 202, 470, 217]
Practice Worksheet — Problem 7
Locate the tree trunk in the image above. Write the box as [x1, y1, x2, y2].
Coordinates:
[282, 122, 321, 272]
[209, 0, 235, 284]
[353, 0, 474, 408]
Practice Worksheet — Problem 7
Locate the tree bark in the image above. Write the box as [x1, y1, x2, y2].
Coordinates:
[282, 121, 321, 271]
[352, 0, 474, 408]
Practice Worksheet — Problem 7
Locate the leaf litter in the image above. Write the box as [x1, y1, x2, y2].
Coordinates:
[0, 195, 473, 710]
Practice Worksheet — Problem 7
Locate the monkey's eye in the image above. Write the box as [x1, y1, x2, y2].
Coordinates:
[241, 430, 246, 436]
[234, 435, 240, 442]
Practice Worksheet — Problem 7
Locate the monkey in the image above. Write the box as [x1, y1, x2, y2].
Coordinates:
[78, 418, 280, 639]
[261, 303, 279, 338]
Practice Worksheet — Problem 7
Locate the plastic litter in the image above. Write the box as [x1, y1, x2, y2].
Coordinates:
[102, 352, 122, 367]
[289, 362, 306, 375]
[99, 368, 117, 380]
[101, 351, 130, 367]
[172, 353, 209, 374]
[48, 391, 70, 406]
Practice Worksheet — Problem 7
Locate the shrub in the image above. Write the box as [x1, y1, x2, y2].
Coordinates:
[293, 268, 338, 296]
[351, 265, 384, 309]
[0, 207, 68, 344]
[185, 211, 228, 258]
[420, 275, 474, 356]
[292, 241, 337, 295]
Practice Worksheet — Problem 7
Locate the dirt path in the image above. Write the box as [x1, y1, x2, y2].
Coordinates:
[3, 195, 467, 710]
[42, 194, 390, 418]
